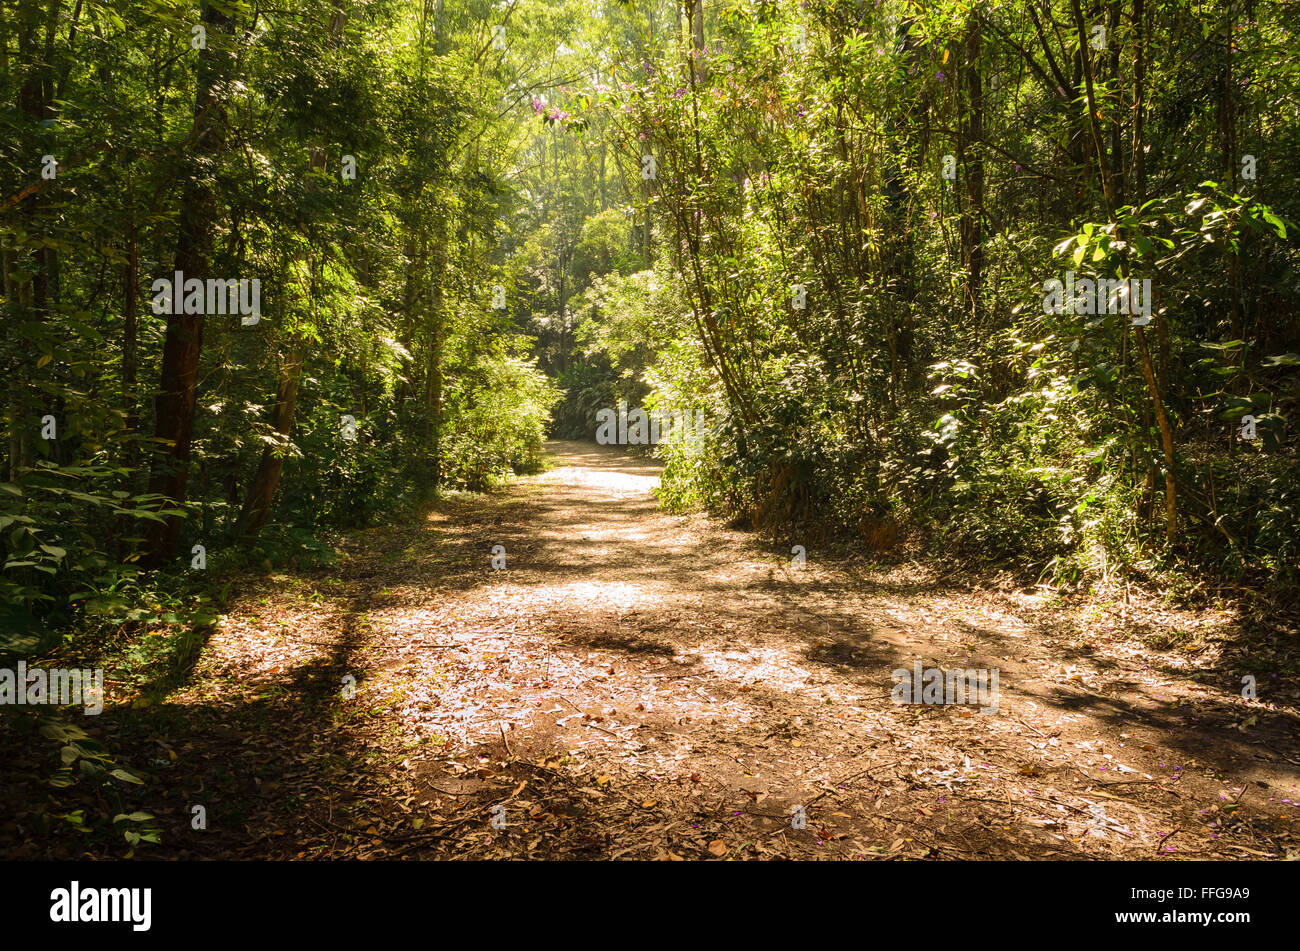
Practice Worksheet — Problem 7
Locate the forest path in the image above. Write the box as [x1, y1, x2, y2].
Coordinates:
[160, 440, 1298, 860]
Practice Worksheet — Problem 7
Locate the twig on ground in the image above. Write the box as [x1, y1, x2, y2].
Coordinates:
[1155, 828, 1182, 853]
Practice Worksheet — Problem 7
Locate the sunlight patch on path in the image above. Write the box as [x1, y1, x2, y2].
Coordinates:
[538, 461, 660, 495]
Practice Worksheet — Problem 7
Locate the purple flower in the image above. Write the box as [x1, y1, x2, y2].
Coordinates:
[675, 87, 686, 98]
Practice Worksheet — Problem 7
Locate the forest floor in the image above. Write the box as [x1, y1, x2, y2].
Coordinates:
[8, 440, 1300, 860]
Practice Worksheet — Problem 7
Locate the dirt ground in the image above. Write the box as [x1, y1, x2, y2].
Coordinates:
[11, 440, 1299, 860]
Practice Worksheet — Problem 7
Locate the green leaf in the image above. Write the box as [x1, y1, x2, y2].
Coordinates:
[1260, 210, 1287, 238]
[1262, 353, 1300, 367]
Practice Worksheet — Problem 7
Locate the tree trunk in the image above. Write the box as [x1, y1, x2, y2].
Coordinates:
[1073, 0, 1175, 540]
[1135, 329, 1178, 542]
[144, 0, 235, 566]
[960, 13, 984, 325]
[233, 1, 349, 538]
[1130, 0, 1146, 204]
[122, 180, 139, 471]
[234, 346, 305, 537]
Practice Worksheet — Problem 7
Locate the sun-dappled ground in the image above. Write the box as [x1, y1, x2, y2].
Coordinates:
[5, 440, 1298, 860]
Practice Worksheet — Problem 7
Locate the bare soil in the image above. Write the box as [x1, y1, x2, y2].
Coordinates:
[8, 440, 1298, 860]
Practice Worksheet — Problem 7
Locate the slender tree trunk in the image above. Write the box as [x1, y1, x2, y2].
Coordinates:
[234, 1, 349, 537]
[1218, 6, 1243, 336]
[234, 345, 304, 537]
[1130, 0, 1146, 204]
[3, 243, 20, 482]
[10, 0, 61, 479]
[960, 13, 984, 325]
[691, 0, 705, 83]
[144, 0, 235, 566]
[1073, 0, 1175, 541]
[1107, 0, 1123, 207]
[1135, 328, 1178, 542]
[423, 213, 447, 486]
[122, 180, 139, 471]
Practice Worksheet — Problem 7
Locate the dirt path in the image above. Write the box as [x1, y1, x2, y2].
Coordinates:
[72, 440, 1300, 860]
